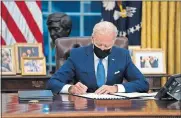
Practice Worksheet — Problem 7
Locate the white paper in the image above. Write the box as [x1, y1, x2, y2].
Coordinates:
[74, 93, 125, 99]
[112, 92, 157, 98]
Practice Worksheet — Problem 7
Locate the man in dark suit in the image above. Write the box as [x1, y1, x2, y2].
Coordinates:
[47, 21, 149, 95]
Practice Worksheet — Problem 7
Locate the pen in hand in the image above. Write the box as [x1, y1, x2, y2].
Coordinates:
[68, 82, 88, 95]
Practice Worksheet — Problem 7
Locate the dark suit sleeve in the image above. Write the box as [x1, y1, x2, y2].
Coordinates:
[46, 50, 76, 94]
[122, 51, 149, 92]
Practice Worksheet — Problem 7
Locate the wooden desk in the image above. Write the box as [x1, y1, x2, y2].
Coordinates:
[2, 74, 169, 92]
[2, 93, 180, 118]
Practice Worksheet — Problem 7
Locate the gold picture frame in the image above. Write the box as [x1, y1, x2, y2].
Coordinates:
[132, 49, 166, 74]
[1, 46, 16, 75]
[21, 57, 46, 76]
[14, 43, 43, 73]
[128, 45, 141, 57]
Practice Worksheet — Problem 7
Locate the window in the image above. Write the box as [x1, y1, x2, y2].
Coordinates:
[42, 1, 101, 72]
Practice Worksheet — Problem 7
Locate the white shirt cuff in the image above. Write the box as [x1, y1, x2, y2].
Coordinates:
[115, 84, 125, 93]
[60, 84, 72, 94]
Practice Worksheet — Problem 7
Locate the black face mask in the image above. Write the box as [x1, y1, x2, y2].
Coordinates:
[94, 45, 111, 59]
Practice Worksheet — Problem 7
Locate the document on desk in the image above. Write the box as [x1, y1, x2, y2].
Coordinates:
[111, 92, 157, 98]
[74, 93, 125, 100]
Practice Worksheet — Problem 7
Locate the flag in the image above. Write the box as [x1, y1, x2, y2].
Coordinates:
[102, 1, 142, 45]
[0, 1, 43, 45]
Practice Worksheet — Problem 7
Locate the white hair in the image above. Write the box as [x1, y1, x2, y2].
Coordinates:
[92, 21, 118, 40]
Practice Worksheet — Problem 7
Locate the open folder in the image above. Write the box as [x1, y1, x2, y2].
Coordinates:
[18, 90, 53, 101]
[74, 92, 157, 100]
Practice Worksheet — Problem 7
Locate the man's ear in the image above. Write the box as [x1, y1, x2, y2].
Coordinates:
[91, 36, 94, 44]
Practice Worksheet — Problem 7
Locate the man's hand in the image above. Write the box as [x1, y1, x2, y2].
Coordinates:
[95, 85, 118, 94]
[68, 82, 88, 95]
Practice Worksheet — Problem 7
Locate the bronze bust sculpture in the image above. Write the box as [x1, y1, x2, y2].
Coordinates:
[47, 12, 72, 47]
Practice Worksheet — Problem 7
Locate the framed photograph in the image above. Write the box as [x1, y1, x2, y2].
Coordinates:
[21, 57, 46, 75]
[128, 45, 141, 57]
[15, 43, 43, 73]
[1, 46, 16, 75]
[132, 49, 166, 74]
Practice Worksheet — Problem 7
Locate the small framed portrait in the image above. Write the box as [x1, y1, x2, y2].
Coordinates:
[128, 45, 141, 57]
[15, 43, 43, 73]
[21, 57, 46, 75]
[1, 46, 16, 75]
[132, 49, 166, 74]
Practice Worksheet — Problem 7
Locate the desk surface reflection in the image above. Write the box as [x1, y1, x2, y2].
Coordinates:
[2, 93, 181, 118]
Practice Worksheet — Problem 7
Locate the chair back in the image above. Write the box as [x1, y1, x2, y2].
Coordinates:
[55, 36, 128, 70]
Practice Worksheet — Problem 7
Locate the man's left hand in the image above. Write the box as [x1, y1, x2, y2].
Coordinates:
[95, 85, 118, 94]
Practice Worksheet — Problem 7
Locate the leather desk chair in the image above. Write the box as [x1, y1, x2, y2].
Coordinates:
[55, 36, 128, 70]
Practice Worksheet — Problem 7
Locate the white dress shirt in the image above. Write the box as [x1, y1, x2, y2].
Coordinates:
[60, 53, 125, 93]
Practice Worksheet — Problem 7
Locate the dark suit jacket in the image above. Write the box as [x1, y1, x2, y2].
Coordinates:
[47, 44, 149, 94]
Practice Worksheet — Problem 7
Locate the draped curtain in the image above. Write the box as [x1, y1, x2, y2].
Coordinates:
[141, 1, 181, 86]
